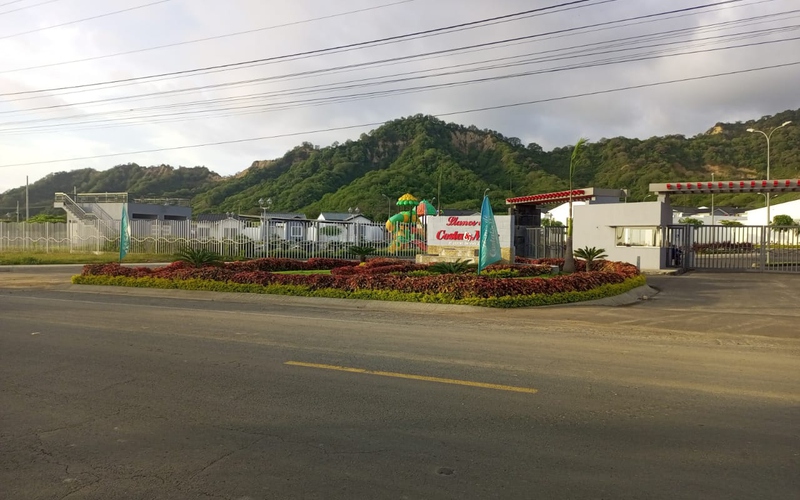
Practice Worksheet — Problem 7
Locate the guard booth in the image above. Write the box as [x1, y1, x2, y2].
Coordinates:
[506, 188, 627, 259]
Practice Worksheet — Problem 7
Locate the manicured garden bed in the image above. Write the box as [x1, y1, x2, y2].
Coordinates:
[72, 257, 645, 308]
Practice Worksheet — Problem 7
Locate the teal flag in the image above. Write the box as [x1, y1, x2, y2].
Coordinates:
[119, 204, 130, 261]
[478, 195, 502, 273]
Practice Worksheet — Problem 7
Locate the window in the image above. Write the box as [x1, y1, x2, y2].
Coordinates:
[290, 224, 304, 238]
[615, 226, 660, 247]
[223, 227, 239, 239]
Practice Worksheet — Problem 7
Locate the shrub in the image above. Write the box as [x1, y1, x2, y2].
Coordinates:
[77, 257, 643, 307]
[692, 242, 755, 254]
[72, 275, 646, 308]
[174, 247, 223, 268]
[429, 259, 473, 274]
[573, 246, 608, 271]
[348, 245, 377, 263]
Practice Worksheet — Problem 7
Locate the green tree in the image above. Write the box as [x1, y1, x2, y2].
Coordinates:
[541, 218, 563, 227]
[719, 220, 743, 226]
[771, 214, 795, 227]
[679, 217, 704, 226]
[26, 214, 66, 223]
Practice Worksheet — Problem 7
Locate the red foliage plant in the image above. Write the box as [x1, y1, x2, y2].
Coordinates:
[82, 257, 640, 299]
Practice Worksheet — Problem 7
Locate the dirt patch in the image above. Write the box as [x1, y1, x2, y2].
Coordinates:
[0, 273, 73, 289]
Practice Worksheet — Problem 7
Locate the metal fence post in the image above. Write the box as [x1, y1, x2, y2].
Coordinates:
[759, 226, 767, 272]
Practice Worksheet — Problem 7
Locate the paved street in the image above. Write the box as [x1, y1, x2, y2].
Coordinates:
[1, 272, 799, 499]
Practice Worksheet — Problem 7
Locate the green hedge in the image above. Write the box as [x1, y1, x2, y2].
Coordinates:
[71, 274, 647, 308]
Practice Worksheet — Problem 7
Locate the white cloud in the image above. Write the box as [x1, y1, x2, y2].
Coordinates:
[1, 0, 799, 193]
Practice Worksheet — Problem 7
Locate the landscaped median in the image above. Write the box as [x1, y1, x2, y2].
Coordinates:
[72, 257, 646, 308]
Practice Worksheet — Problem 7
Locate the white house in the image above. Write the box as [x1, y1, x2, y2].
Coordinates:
[542, 201, 586, 225]
[308, 212, 385, 243]
[742, 199, 800, 225]
[671, 206, 746, 225]
[196, 214, 250, 240]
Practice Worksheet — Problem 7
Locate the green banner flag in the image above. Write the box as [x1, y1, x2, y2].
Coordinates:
[119, 204, 130, 261]
[478, 195, 502, 273]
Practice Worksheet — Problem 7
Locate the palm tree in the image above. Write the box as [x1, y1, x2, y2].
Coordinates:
[563, 137, 589, 273]
[573, 246, 608, 271]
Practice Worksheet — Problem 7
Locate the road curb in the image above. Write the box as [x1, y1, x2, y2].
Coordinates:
[64, 281, 657, 312]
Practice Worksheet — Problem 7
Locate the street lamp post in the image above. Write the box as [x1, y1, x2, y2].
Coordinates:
[711, 173, 715, 226]
[258, 197, 272, 240]
[381, 194, 392, 220]
[747, 121, 792, 226]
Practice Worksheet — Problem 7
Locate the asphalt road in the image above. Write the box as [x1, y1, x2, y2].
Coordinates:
[1, 277, 799, 499]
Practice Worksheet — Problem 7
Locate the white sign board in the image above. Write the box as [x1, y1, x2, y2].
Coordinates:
[426, 215, 513, 247]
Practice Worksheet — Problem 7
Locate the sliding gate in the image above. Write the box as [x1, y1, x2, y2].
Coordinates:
[664, 225, 800, 273]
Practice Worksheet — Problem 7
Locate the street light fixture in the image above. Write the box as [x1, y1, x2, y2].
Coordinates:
[381, 193, 393, 219]
[258, 197, 273, 242]
[711, 173, 715, 226]
[747, 120, 791, 225]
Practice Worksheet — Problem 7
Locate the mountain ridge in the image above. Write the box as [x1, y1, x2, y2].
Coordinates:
[2, 108, 798, 221]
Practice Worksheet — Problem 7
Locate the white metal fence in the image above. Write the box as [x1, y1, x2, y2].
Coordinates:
[0, 220, 424, 260]
[663, 224, 800, 272]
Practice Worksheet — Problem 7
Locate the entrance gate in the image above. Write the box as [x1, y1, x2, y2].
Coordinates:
[664, 225, 800, 273]
[518, 227, 566, 259]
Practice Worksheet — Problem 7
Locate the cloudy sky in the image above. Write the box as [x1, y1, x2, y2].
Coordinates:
[0, 0, 798, 193]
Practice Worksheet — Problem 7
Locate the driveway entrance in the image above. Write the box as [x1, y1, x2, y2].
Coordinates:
[665, 225, 800, 272]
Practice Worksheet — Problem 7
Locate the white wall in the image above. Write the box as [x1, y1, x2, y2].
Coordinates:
[426, 215, 513, 247]
[543, 202, 585, 225]
[672, 214, 746, 225]
[743, 199, 800, 225]
[574, 201, 671, 270]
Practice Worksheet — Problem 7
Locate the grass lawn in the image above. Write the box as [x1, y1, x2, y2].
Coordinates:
[0, 252, 173, 265]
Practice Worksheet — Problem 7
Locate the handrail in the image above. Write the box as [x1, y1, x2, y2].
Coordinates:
[55, 193, 97, 221]
[75, 192, 129, 204]
[87, 202, 114, 222]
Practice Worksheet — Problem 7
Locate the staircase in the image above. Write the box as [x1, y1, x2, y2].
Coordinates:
[54, 193, 99, 222]
[54, 193, 118, 247]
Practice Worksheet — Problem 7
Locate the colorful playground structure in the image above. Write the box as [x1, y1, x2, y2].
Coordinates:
[385, 193, 436, 252]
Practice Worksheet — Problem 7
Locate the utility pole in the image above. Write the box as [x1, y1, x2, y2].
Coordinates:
[16, 200, 20, 223]
[25, 176, 29, 222]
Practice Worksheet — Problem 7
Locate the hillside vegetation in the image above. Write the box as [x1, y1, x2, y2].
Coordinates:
[2, 109, 799, 220]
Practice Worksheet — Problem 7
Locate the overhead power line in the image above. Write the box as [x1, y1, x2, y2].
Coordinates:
[11, 0, 726, 98]
[3, 0, 785, 112]
[4, 26, 796, 133]
[0, 0, 418, 74]
[0, 0, 749, 104]
[0, 0, 63, 16]
[0, 0, 174, 40]
[1, 59, 796, 169]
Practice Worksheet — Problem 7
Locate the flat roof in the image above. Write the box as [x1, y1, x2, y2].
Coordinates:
[650, 179, 800, 194]
[506, 188, 626, 206]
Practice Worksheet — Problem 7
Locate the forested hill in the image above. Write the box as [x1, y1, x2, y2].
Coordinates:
[0, 164, 221, 219]
[3, 109, 799, 220]
[191, 109, 800, 217]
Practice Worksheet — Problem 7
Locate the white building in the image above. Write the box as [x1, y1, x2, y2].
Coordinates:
[742, 199, 800, 225]
[542, 201, 585, 226]
[307, 212, 385, 244]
